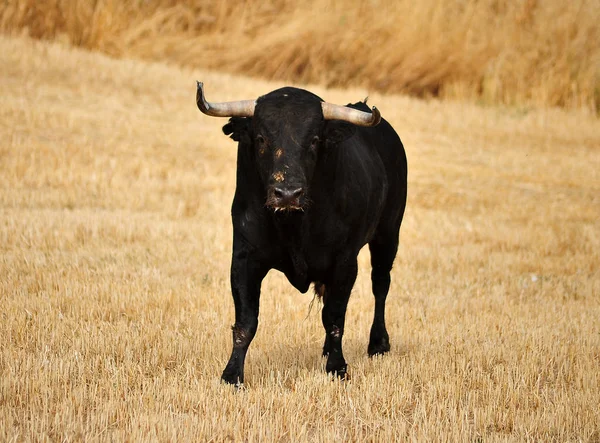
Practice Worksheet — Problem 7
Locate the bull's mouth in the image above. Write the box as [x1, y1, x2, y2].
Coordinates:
[265, 199, 305, 213]
[269, 205, 304, 213]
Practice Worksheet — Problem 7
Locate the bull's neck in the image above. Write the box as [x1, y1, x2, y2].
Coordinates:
[271, 210, 308, 247]
[271, 211, 309, 279]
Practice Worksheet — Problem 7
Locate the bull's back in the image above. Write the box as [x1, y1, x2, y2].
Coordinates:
[357, 116, 407, 236]
[347, 101, 407, 204]
[317, 113, 406, 252]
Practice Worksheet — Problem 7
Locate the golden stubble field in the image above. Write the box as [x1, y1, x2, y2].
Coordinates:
[1, 36, 599, 441]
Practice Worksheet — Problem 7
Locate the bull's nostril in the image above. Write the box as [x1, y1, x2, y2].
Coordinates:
[273, 187, 304, 205]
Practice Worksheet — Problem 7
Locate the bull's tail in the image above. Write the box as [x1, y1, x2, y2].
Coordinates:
[314, 282, 326, 300]
[305, 282, 326, 320]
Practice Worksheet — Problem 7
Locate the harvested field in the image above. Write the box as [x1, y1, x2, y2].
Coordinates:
[1, 35, 599, 441]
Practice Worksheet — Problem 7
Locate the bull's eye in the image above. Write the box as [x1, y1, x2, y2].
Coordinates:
[256, 134, 267, 156]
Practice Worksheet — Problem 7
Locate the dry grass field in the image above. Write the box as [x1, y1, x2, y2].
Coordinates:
[1, 35, 600, 441]
[1, 0, 599, 111]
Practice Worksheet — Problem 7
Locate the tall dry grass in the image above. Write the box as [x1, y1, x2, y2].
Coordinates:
[1, 35, 600, 440]
[1, 0, 599, 111]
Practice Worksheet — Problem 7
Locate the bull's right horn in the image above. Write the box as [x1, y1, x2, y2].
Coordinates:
[196, 81, 256, 118]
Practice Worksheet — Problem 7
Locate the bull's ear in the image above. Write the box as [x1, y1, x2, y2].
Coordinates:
[222, 117, 252, 144]
[323, 120, 356, 145]
[324, 100, 375, 145]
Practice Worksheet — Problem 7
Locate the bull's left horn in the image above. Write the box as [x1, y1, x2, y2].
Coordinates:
[321, 102, 381, 127]
[196, 81, 256, 117]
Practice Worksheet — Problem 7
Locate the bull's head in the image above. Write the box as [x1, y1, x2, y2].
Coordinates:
[196, 82, 380, 212]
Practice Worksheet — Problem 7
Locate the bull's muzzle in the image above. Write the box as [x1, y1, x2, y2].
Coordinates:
[267, 186, 305, 212]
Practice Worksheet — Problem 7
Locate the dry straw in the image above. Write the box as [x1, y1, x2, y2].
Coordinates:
[1, 33, 599, 441]
[1, 0, 599, 111]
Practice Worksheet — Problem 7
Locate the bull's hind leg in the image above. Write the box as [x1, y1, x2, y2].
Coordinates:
[367, 230, 400, 356]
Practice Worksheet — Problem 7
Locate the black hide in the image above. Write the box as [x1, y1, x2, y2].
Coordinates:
[216, 87, 407, 385]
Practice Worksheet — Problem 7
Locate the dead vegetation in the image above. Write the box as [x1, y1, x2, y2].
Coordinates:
[1, 35, 599, 440]
[1, 0, 599, 111]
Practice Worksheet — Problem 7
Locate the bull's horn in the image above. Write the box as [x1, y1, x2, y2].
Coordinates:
[196, 81, 256, 117]
[321, 102, 381, 127]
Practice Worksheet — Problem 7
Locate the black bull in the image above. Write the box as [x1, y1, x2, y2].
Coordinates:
[196, 83, 407, 385]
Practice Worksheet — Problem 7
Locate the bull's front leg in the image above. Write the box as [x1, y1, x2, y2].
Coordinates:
[221, 238, 267, 386]
[321, 256, 358, 380]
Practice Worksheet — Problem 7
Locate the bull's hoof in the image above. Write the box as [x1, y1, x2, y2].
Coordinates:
[221, 378, 245, 390]
[327, 365, 350, 381]
[368, 337, 390, 356]
[221, 366, 243, 387]
[326, 360, 349, 380]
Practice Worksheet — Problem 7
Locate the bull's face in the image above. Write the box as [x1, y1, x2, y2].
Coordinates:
[252, 93, 323, 212]
[196, 83, 381, 214]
